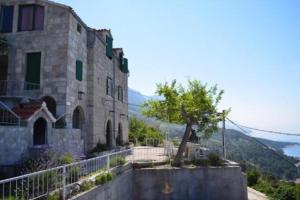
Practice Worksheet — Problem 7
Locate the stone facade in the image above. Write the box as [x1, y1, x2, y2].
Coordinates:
[0, 0, 129, 164]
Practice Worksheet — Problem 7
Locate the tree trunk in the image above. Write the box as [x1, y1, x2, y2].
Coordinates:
[173, 122, 192, 166]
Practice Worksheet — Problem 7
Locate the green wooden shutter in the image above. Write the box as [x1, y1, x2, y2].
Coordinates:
[25, 52, 41, 89]
[76, 60, 83, 81]
[123, 58, 129, 73]
[106, 36, 113, 59]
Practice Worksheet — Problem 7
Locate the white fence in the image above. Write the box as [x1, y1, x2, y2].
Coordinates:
[0, 149, 132, 200]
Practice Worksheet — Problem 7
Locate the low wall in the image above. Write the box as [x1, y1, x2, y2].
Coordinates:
[0, 127, 84, 166]
[133, 166, 247, 200]
[50, 129, 84, 158]
[73, 165, 247, 200]
[0, 127, 31, 165]
[72, 169, 133, 200]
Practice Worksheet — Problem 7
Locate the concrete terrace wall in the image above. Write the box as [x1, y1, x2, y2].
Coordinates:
[133, 167, 248, 200]
[74, 166, 247, 200]
[73, 169, 133, 200]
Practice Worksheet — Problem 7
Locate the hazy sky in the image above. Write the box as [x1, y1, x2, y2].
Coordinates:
[56, 0, 300, 133]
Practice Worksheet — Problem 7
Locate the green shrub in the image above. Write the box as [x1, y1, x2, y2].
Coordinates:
[46, 192, 60, 200]
[129, 117, 164, 146]
[4, 197, 16, 200]
[95, 173, 107, 185]
[207, 153, 223, 166]
[95, 172, 115, 185]
[192, 159, 210, 167]
[59, 154, 74, 164]
[110, 156, 125, 168]
[106, 172, 115, 181]
[90, 143, 108, 153]
[80, 181, 94, 192]
[247, 169, 260, 187]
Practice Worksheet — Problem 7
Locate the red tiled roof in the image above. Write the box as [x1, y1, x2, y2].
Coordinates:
[12, 102, 42, 120]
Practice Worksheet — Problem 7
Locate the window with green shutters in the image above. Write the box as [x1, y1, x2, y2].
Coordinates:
[25, 52, 41, 90]
[122, 58, 129, 73]
[106, 36, 113, 59]
[76, 60, 83, 81]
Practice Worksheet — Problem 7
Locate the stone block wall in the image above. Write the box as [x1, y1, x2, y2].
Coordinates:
[0, 127, 30, 165]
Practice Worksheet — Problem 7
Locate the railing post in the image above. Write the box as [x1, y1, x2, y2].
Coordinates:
[62, 166, 66, 200]
[107, 155, 110, 171]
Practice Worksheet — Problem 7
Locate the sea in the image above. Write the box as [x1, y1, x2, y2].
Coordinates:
[246, 130, 300, 157]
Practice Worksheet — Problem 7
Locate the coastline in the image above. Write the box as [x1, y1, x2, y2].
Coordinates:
[282, 144, 300, 158]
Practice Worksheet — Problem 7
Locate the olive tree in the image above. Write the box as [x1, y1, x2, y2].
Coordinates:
[142, 79, 228, 166]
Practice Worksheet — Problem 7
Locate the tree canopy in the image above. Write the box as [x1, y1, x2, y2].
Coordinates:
[142, 79, 229, 165]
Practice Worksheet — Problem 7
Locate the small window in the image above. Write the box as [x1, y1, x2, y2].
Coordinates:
[0, 6, 14, 33]
[122, 58, 129, 73]
[117, 86, 123, 102]
[76, 60, 83, 81]
[119, 52, 123, 70]
[106, 36, 113, 59]
[106, 77, 113, 97]
[25, 52, 41, 90]
[77, 23, 82, 33]
[18, 4, 44, 31]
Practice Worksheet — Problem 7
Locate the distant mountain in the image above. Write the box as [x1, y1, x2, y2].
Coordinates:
[128, 88, 161, 117]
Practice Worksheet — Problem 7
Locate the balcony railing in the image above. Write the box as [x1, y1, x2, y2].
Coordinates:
[0, 101, 20, 126]
[0, 80, 40, 96]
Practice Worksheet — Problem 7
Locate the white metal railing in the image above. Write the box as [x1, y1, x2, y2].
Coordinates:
[0, 101, 20, 126]
[0, 148, 132, 200]
[0, 80, 40, 96]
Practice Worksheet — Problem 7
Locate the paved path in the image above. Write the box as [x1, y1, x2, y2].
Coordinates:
[248, 187, 269, 200]
[126, 146, 167, 162]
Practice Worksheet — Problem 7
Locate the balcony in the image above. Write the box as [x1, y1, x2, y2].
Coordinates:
[0, 80, 40, 96]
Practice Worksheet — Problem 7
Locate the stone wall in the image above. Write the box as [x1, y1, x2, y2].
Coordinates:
[0, 126, 84, 165]
[50, 129, 84, 158]
[0, 126, 30, 165]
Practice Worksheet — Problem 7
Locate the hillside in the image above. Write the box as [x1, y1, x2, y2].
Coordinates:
[128, 88, 299, 180]
[206, 129, 298, 180]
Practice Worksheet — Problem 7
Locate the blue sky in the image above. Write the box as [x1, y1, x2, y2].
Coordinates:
[56, 0, 300, 134]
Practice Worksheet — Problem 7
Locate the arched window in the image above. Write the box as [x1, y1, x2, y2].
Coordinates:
[106, 120, 112, 148]
[33, 118, 47, 145]
[72, 106, 84, 129]
[116, 123, 123, 146]
[41, 96, 56, 117]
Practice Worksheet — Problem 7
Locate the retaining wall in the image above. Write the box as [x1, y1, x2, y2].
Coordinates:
[74, 165, 247, 200]
[133, 166, 248, 200]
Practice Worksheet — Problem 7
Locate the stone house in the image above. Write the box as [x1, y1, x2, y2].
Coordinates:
[0, 0, 129, 166]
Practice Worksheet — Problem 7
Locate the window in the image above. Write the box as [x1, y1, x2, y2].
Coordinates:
[76, 60, 83, 81]
[77, 23, 82, 33]
[25, 52, 41, 90]
[122, 58, 129, 73]
[106, 77, 113, 97]
[18, 4, 44, 31]
[106, 35, 113, 59]
[0, 6, 14, 33]
[117, 86, 123, 102]
[119, 52, 123, 70]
